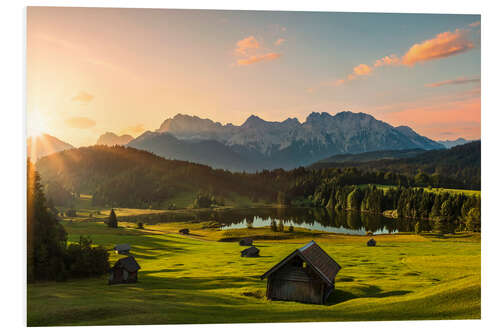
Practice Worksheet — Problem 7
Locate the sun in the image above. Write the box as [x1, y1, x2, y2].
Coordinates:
[27, 110, 49, 138]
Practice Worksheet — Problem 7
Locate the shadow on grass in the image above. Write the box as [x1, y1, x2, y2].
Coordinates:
[139, 271, 260, 292]
[326, 285, 411, 306]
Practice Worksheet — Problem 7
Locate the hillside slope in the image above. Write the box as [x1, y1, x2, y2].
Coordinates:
[310, 141, 480, 189]
[35, 145, 273, 208]
[27, 134, 74, 160]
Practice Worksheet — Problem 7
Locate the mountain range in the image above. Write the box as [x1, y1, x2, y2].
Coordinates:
[96, 132, 134, 146]
[27, 133, 74, 160]
[126, 111, 445, 171]
[437, 138, 472, 149]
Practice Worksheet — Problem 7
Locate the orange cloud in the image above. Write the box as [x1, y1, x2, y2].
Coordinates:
[235, 36, 260, 55]
[469, 21, 481, 28]
[275, 38, 286, 46]
[353, 64, 373, 76]
[237, 53, 282, 66]
[401, 29, 474, 66]
[335, 64, 372, 85]
[425, 77, 480, 88]
[72, 91, 94, 104]
[374, 54, 401, 67]
[333, 27, 476, 87]
[65, 117, 96, 129]
[334, 79, 345, 86]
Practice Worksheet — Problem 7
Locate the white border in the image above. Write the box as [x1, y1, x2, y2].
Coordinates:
[2, 1, 499, 332]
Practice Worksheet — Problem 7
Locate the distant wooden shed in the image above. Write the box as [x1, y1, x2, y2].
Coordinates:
[261, 240, 341, 304]
[241, 246, 260, 257]
[367, 238, 376, 247]
[109, 256, 141, 285]
[114, 244, 131, 254]
[179, 228, 189, 235]
[239, 238, 253, 246]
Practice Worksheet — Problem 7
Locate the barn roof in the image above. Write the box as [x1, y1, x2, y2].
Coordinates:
[114, 256, 140, 272]
[241, 246, 259, 255]
[114, 244, 131, 251]
[260, 240, 341, 286]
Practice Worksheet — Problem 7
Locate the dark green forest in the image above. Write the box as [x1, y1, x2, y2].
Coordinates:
[310, 141, 480, 189]
[35, 143, 481, 233]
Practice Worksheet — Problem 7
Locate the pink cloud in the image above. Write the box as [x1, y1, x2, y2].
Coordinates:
[425, 77, 480, 88]
[469, 21, 481, 28]
[237, 53, 282, 66]
[401, 29, 474, 66]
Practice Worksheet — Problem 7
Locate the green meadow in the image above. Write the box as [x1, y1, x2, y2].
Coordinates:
[27, 218, 481, 326]
[365, 184, 481, 197]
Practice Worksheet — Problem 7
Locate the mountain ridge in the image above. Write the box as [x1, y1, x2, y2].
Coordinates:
[27, 133, 74, 160]
[127, 111, 444, 171]
[96, 132, 134, 146]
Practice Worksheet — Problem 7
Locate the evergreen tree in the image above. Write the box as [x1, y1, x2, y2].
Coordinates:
[278, 221, 285, 232]
[270, 220, 278, 232]
[107, 208, 118, 228]
[27, 159, 67, 282]
[465, 208, 481, 232]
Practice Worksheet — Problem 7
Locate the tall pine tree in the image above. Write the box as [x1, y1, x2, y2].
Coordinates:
[107, 208, 118, 228]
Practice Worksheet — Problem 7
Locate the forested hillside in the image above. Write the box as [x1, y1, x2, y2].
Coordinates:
[35, 145, 278, 207]
[310, 141, 480, 189]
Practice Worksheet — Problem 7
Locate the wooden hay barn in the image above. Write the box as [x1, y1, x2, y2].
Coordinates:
[109, 256, 141, 285]
[261, 240, 341, 304]
[239, 238, 253, 246]
[114, 244, 131, 254]
[241, 246, 259, 257]
[367, 238, 376, 247]
[179, 228, 189, 235]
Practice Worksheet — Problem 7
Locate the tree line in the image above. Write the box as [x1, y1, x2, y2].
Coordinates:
[27, 160, 109, 282]
[35, 145, 481, 234]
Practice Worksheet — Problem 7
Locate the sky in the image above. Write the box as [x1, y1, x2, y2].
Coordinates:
[27, 7, 481, 147]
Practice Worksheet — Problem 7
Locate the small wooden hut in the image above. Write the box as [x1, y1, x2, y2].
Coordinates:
[109, 256, 141, 285]
[261, 240, 341, 304]
[239, 238, 253, 246]
[241, 246, 260, 257]
[114, 244, 131, 254]
[367, 238, 376, 247]
[179, 228, 189, 235]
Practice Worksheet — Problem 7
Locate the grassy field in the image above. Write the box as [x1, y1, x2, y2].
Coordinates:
[27, 220, 480, 326]
[367, 184, 481, 197]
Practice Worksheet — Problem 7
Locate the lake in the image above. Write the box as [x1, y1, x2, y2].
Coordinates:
[216, 207, 405, 235]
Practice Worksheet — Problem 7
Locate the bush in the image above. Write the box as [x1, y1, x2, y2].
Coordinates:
[193, 192, 215, 208]
[65, 236, 110, 279]
[270, 220, 278, 232]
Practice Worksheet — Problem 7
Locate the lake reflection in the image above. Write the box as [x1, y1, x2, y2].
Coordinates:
[217, 207, 401, 235]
